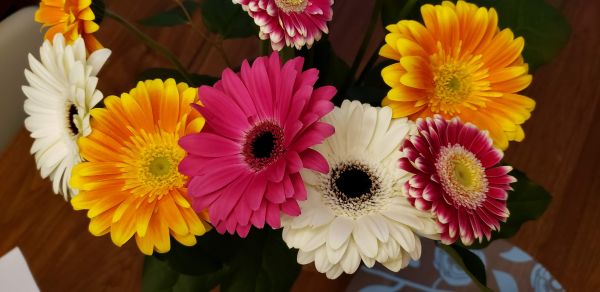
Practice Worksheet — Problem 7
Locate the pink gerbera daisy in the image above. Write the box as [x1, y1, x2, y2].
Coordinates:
[179, 52, 336, 237]
[398, 115, 515, 245]
[233, 0, 333, 50]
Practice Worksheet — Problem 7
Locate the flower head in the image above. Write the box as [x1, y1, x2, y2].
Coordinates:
[233, 0, 333, 50]
[179, 53, 335, 237]
[399, 115, 515, 245]
[282, 101, 439, 279]
[35, 0, 102, 52]
[379, 0, 535, 149]
[22, 33, 110, 199]
[70, 79, 210, 255]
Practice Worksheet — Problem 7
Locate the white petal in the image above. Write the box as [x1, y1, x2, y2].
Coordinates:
[325, 264, 344, 279]
[352, 221, 378, 258]
[314, 247, 334, 273]
[340, 243, 361, 274]
[297, 249, 315, 265]
[389, 223, 416, 252]
[327, 216, 354, 250]
[326, 239, 349, 264]
[360, 214, 389, 242]
[88, 48, 112, 76]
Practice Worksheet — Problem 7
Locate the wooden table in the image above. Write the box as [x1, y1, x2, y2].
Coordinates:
[1, 0, 599, 290]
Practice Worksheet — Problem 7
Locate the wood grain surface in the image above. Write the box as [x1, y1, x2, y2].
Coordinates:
[1, 0, 599, 291]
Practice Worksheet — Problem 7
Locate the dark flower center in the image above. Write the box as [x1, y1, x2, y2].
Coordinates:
[330, 163, 379, 202]
[335, 168, 373, 199]
[243, 121, 284, 171]
[67, 104, 79, 135]
[251, 131, 276, 158]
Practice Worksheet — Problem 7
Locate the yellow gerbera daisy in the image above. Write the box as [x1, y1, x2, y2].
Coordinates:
[35, 0, 102, 52]
[379, 0, 535, 149]
[70, 79, 210, 255]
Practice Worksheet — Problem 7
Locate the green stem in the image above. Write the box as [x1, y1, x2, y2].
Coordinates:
[339, 0, 384, 100]
[104, 9, 193, 83]
[438, 244, 492, 292]
[357, 0, 418, 85]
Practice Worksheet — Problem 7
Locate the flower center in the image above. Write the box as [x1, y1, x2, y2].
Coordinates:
[319, 160, 393, 218]
[243, 121, 285, 171]
[274, 0, 308, 13]
[148, 156, 172, 177]
[335, 167, 373, 199]
[431, 63, 472, 114]
[132, 133, 187, 200]
[66, 103, 79, 136]
[435, 145, 487, 209]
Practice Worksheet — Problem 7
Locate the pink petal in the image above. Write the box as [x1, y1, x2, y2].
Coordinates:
[293, 122, 335, 151]
[265, 181, 286, 204]
[250, 201, 267, 228]
[281, 199, 301, 216]
[265, 203, 281, 228]
[291, 172, 307, 201]
[245, 173, 268, 211]
[300, 148, 329, 173]
[179, 133, 241, 157]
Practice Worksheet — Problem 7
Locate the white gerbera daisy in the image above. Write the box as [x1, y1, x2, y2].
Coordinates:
[22, 33, 111, 199]
[282, 100, 440, 279]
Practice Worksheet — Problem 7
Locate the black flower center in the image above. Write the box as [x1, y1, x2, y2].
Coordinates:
[67, 104, 79, 135]
[243, 121, 285, 171]
[251, 131, 276, 158]
[335, 168, 373, 199]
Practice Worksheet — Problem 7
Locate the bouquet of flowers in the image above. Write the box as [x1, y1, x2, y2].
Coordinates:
[22, 0, 569, 290]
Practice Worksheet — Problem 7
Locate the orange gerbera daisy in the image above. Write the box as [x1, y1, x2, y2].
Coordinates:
[379, 0, 535, 149]
[70, 79, 210, 255]
[35, 0, 102, 52]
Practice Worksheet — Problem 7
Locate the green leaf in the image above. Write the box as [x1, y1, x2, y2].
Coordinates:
[200, 0, 258, 39]
[220, 229, 300, 292]
[142, 256, 179, 292]
[467, 168, 552, 249]
[91, 0, 106, 25]
[142, 255, 229, 292]
[137, 68, 219, 87]
[153, 229, 300, 292]
[380, 0, 570, 69]
[439, 244, 491, 291]
[139, 1, 198, 27]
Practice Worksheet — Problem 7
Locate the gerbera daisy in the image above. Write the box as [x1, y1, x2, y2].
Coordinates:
[179, 53, 335, 237]
[233, 0, 333, 50]
[282, 101, 439, 279]
[70, 79, 210, 254]
[22, 33, 110, 199]
[35, 0, 102, 52]
[399, 115, 515, 245]
[379, 0, 535, 149]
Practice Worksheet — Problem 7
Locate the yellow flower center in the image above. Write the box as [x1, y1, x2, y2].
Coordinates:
[128, 132, 187, 200]
[274, 0, 308, 13]
[435, 145, 487, 209]
[431, 63, 472, 114]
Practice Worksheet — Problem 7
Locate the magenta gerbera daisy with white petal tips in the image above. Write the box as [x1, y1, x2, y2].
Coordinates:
[233, 0, 333, 50]
[398, 115, 515, 245]
[179, 53, 336, 237]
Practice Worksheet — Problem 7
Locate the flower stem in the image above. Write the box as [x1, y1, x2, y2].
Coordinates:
[104, 8, 193, 83]
[339, 0, 384, 99]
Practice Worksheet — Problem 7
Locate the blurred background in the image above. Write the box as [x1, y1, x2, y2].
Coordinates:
[0, 0, 599, 290]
